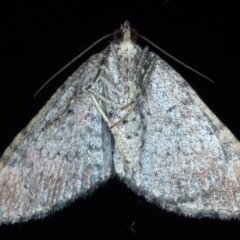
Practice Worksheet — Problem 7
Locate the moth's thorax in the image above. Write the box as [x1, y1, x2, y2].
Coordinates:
[117, 41, 138, 58]
[106, 43, 140, 110]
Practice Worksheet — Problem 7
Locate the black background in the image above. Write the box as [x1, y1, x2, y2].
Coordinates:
[0, 0, 240, 239]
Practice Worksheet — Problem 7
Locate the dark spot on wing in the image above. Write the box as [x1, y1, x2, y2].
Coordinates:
[108, 111, 113, 118]
[67, 109, 74, 115]
[167, 106, 176, 112]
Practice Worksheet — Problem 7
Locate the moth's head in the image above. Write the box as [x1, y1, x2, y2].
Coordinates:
[113, 20, 138, 44]
[112, 20, 138, 58]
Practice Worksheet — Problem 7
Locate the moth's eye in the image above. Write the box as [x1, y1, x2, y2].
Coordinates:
[131, 28, 138, 41]
[113, 29, 123, 42]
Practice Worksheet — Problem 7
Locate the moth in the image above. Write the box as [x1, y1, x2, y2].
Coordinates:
[1, 20, 240, 224]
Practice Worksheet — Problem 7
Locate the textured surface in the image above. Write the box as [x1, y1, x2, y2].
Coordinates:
[121, 56, 240, 219]
[1, 21, 240, 224]
[0, 52, 113, 223]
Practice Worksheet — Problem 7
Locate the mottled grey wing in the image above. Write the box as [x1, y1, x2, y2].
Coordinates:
[122, 54, 240, 219]
[0, 53, 113, 224]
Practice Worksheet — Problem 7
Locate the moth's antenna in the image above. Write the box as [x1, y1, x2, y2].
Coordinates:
[34, 33, 112, 97]
[139, 34, 214, 83]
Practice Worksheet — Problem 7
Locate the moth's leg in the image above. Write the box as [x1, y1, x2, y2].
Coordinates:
[88, 89, 121, 107]
[135, 47, 149, 87]
[98, 68, 122, 95]
[140, 56, 156, 93]
[89, 90, 128, 129]
[84, 46, 112, 91]
[90, 94, 112, 128]
[91, 94, 128, 170]
[109, 56, 157, 128]
[90, 45, 121, 96]
[110, 96, 141, 129]
[80, 46, 120, 101]
[86, 45, 122, 107]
